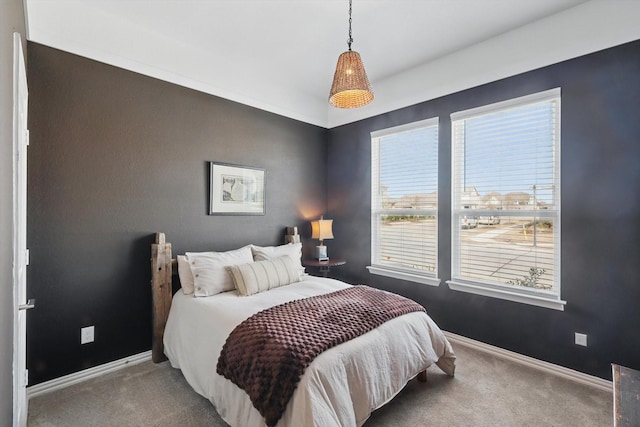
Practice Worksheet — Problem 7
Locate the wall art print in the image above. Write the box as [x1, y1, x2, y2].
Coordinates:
[209, 162, 265, 215]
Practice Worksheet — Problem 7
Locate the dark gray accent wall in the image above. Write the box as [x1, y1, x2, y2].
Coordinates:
[26, 38, 640, 386]
[27, 43, 327, 385]
[327, 40, 640, 380]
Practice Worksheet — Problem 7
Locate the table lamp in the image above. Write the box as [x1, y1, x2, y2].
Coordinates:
[311, 216, 334, 261]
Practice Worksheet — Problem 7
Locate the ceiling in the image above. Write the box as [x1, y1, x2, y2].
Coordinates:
[24, 0, 640, 128]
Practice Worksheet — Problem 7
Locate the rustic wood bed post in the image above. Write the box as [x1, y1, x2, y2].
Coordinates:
[151, 232, 174, 363]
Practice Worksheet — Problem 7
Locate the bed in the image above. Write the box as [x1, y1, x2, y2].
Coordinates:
[150, 232, 455, 427]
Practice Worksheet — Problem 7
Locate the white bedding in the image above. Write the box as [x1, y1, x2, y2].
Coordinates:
[163, 276, 455, 427]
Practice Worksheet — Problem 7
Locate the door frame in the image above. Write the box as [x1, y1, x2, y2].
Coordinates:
[12, 31, 29, 427]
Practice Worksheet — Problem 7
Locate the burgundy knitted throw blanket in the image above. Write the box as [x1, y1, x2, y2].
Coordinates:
[216, 285, 426, 427]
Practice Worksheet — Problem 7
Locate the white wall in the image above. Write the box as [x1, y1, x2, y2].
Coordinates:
[0, 0, 26, 424]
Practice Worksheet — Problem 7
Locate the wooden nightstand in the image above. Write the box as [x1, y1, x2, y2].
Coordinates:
[303, 258, 346, 278]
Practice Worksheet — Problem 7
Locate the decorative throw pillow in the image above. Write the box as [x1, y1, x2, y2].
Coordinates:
[251, 243, 305, 280]
[227, 256, 301, 296]
[177, 255, 195, 295]
[187, 246, 253, 297]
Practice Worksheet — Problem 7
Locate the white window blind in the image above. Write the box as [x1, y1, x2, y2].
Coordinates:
[369, 118, 439, 286]
[448, 89, 564, 310]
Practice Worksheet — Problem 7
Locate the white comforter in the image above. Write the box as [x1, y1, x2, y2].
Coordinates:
[164, 276, 455, 427]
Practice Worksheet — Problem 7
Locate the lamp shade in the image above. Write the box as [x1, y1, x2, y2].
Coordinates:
[329, 50, 374, 109]
[311, 218, 334, 241]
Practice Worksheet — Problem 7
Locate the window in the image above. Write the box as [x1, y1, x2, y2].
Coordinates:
[448, 89, 565, 310]
[368, 118, 440, 286]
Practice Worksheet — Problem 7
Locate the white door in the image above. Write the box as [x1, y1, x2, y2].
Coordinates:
[13, 32, 31, 427]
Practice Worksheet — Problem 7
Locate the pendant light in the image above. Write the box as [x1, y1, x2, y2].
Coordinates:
[329, 0, 374, 109]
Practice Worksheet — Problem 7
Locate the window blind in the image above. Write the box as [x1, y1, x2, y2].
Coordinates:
[451, 89, 561, 298]
[371, 118, 439, 277]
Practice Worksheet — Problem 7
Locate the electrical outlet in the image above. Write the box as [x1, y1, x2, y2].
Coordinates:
[575, 332, 587, 347]
[81, 326, 94, 344]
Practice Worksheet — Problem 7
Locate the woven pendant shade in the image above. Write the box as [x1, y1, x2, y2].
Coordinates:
[329, 50, 374, 108]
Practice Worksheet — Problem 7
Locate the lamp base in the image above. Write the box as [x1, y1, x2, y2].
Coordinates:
[315, 245, 329, 261]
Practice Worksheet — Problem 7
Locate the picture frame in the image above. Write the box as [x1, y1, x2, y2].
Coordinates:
[209, 162, 265, 215]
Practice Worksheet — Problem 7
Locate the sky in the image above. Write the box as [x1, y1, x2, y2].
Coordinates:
[377, 100, 558, 206]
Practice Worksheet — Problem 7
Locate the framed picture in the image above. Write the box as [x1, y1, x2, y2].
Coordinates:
[209, 162, 265, 215]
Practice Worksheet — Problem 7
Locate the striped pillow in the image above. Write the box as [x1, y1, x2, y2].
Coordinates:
[227, 256, 301, 296]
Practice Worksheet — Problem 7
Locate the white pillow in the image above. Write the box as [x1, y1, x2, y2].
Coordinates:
[227, 256, 301, 296]
[177, 255, 195, 295]
[251, 243, 305, 279]
[187, 246, 253, 297]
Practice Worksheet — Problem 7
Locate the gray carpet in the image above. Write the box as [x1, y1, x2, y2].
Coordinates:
[28, 344, 613, 427]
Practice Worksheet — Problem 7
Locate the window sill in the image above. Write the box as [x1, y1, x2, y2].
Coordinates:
[367, 266, 441, 287]
[446, 280, 566, 311]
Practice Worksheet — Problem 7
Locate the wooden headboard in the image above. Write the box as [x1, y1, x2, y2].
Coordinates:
[150, 232, 177, 363]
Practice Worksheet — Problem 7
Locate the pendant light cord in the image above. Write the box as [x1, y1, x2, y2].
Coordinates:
[347, 0, 353, 51]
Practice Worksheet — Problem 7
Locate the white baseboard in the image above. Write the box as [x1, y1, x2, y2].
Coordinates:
[26, 334, 612, 398]
[27, 350, 152, 399]
[444, 331, 612, 393]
